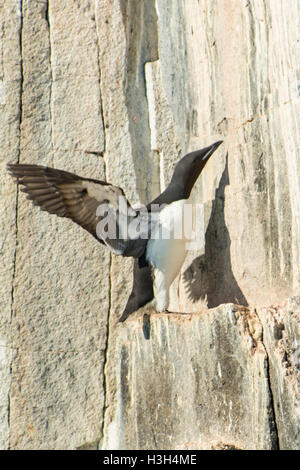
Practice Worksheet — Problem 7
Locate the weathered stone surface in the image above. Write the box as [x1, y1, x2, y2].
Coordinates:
[2, 0, 110, 450]
[182, 0, 300, 308]
[0, 0, 22, 450]
[10, 349, 104, 450]
[102, 299, 300, 450]
[50, 0, 105, 154]
[257, 296, 300, 450]
[0, 0, 299, 450]
[102, 304, 277, 450]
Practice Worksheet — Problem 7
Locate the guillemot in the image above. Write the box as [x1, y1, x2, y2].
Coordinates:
[8, 140, 223, 321]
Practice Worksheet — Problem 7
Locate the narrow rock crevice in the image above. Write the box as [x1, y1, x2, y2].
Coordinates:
[8, 0, 24, 450]
[94, 3, 110, 443]
[246, 308, 280, 448]
[254, 309, 280, 449]
[84, 150, 104, 157]
[94, 10, 106, 156]
[100, 252, 112, 445]
[46, 0, 54, 152]
[6, 351, 13, 450]
[264, 350, 280, 449]
[44, 0, 50, 29]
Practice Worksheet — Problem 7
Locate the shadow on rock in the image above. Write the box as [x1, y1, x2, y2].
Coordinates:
[183, 153, 248, 308]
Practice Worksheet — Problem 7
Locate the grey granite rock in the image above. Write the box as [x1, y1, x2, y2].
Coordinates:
[0, 0, 299, 449]
[102, 304, 278, 450]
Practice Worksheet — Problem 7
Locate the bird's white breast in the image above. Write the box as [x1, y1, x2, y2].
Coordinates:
[146, 199, 192, 283]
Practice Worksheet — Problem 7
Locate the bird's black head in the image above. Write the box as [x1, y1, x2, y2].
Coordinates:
[170, 140, 223, 198]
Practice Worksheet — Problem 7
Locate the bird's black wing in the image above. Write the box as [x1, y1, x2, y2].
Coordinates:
[7, 163, 147, 258]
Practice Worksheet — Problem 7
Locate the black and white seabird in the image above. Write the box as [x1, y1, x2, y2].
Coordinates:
[7, 141, 223, 321]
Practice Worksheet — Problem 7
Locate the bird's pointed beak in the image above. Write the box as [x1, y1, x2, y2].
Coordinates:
[202, 140, 223, 161]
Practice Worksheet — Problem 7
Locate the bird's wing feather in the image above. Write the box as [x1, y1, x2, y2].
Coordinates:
[7, 163, 147, 257]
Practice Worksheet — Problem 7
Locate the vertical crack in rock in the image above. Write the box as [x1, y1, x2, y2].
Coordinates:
[256, 311, 280, 449]
[94, 2, 109, 443]
[8, 0, 24, 450]
[44, 0, 50, 28]
[264, 351, 280, 449]
[239, 307, 280, 448]
[45, 0, 54, 151]
[100, 252, 112, 445]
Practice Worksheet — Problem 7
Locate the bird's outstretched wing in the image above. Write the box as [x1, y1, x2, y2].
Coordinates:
[7, 163, 147, 258]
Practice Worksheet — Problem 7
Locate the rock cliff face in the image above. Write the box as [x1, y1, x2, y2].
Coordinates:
[0, 0, 299, 449]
